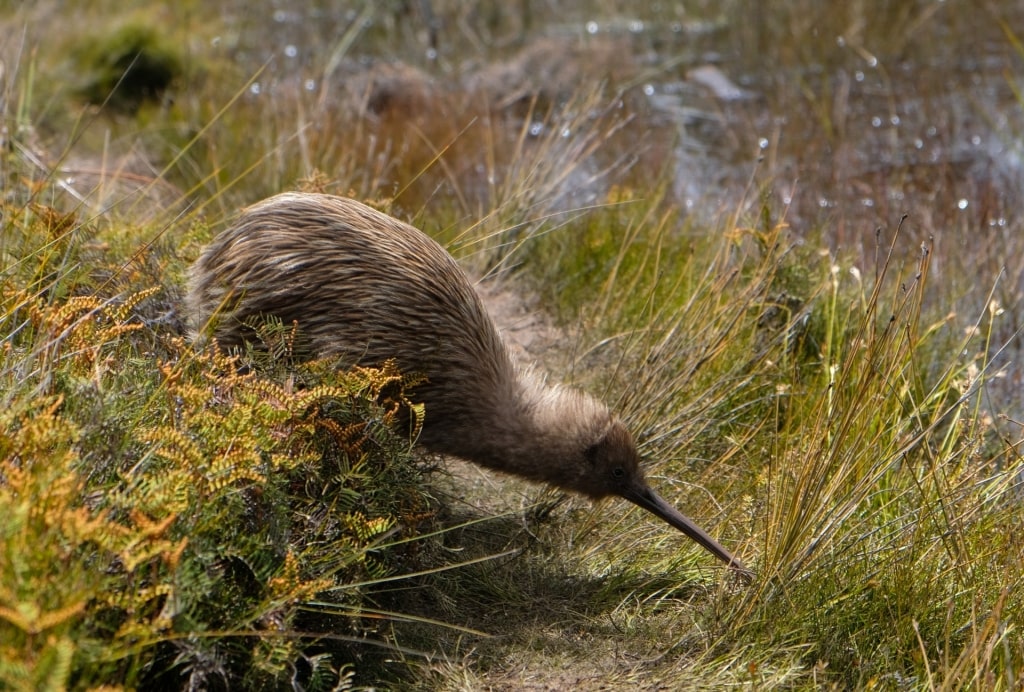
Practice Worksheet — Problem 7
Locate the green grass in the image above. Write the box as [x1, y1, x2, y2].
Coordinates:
[2, 1, 1023, 689]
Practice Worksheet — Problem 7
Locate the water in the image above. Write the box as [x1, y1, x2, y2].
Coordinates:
[226, 0, 1024, 410]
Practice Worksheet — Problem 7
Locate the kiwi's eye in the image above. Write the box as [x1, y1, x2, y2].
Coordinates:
[612, 466, 625, 479]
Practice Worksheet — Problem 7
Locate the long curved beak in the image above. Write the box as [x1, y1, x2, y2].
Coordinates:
[622, 482, 753, 580]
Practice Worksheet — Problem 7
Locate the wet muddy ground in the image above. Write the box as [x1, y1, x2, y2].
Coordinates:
[231, 3, 1023, 240]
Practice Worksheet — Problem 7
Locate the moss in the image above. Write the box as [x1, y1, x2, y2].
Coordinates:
[73, 23, 184, 111]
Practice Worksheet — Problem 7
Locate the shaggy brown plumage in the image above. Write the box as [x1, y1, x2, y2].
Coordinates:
[188, 192, 749, 576]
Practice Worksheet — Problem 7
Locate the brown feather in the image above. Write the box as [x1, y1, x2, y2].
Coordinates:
[188, 193, 750, 576]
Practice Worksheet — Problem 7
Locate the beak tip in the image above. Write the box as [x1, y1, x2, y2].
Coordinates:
[625, 484, 751, 579]
[729, 561, 755, 583]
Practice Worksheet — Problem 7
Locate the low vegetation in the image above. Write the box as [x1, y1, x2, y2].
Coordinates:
[1, 1, 1022, 689]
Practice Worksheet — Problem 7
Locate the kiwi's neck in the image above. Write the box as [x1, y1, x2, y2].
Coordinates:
[423, 369, 612, 491]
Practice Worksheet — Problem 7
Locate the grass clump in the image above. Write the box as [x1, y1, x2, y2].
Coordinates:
[709, 229, 1024, 688]
[492, 194, 1023, 687]
[71, 22, 184, 112]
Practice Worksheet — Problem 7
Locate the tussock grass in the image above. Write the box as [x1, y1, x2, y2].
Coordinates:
[447, 180, 1023, 688]
[726, 228, 1024, 688]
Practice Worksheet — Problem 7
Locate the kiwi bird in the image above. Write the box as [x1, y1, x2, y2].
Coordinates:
[188, 192, 750, 577]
